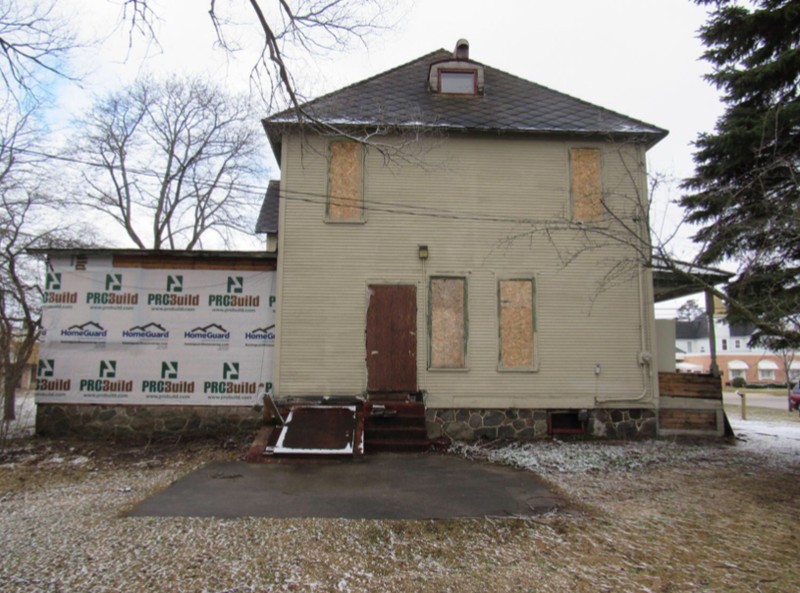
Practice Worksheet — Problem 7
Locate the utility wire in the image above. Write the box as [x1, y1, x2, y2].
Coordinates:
[14, 146, 633, 227]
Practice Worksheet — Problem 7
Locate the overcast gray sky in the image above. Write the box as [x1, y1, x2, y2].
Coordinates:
[52, 0, 723, 314]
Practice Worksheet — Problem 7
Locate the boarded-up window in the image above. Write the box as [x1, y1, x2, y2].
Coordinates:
[570, 148, 603, 222]
[498, 279, 535, 369]
[327, 140, 363, 220]
[429, 277, 466, 369]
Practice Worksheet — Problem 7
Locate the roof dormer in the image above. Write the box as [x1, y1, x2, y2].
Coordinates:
[429, 39, 484, 96]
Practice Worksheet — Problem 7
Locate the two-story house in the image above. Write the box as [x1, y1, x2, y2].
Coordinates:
[262, 41, 668, 440]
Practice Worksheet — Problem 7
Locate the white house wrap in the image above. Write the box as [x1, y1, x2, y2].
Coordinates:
[36, 254, 276, 406]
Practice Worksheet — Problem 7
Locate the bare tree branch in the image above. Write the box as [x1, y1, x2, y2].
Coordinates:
[70, 75, 266, 250]
[0, 105, 94, 423]
[0, 0, 78, 104]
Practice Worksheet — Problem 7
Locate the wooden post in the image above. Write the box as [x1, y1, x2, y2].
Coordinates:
[737, 390, 747, 420]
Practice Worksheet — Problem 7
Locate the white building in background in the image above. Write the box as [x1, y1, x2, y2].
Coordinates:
[676, 317, 799, 385]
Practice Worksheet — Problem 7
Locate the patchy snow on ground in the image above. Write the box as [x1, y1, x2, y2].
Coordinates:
[728, 416, 800, 466]
[453, 438, 725, 476]
[453, 415, 800, 476]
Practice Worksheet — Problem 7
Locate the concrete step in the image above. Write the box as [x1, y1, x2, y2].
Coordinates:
[364, 426, 427, 441]
[366, 402, 426, 419]
[365, 439, 430, 453]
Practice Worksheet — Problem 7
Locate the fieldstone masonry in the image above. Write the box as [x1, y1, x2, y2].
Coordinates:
[36, 404, 262, 441]
[38, 404, 658, 442]
[426, 408, 657, 441]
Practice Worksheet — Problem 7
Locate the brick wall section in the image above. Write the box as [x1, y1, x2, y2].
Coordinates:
[36, 404, 262, 441]
[426, 408, 657, 441]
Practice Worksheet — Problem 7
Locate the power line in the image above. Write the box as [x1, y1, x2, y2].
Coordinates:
[18, 149, 656, 236]
[13, 146, 620, 227]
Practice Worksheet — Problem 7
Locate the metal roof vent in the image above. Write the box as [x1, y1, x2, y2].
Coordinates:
[454, 39, 469, 60]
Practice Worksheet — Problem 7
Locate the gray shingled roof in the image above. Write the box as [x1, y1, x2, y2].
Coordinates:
[255, 180, 280, 234]
[676, 319, 710, 340]
[265, 49, 667, 150]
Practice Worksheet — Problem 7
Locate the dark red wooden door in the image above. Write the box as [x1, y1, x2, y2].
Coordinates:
[366, 284, 417, 393]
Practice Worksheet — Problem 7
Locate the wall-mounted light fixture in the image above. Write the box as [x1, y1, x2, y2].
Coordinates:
[418, 244, 429, 260]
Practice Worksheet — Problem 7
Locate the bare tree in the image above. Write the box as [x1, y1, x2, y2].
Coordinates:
[676, 299, 704, 321]
[71, 76, 266, 250]
[0, 0, 77, 103]
[120, 1, 390, 122]
[0, 105, 91, 423]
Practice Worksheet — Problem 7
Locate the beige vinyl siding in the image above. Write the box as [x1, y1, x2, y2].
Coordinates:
[274, 133, 655, 408]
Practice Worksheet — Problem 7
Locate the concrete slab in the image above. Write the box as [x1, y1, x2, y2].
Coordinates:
[129, 453, 564, 519]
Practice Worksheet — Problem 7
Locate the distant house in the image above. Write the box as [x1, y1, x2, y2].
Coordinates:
[2, 340, 39, 391]
[261, 40, 670, 440]
[677, 316, 799, 385]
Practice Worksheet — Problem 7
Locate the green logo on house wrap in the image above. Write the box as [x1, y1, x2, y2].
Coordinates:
[78, 360, 133, 395]
[86, 273, 138, 307]
[147, 275, 199, 309]
[203, 361, 257, 398]
[208, 276, 260, 309]
[140, 361, 195, 398]
[42, 272, 77, 305]
[36, 359, 71, 392]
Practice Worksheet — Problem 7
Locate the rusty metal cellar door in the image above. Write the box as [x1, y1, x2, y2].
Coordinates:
[366, 284, 417, 393]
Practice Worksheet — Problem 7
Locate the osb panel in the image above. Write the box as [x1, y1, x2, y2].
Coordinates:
[113, 255, 275, 270]
[328, 141, 362, 220]
[431, 278, 465, 368]
[499, 280, 534, 368]
[571, 148, 603, 222]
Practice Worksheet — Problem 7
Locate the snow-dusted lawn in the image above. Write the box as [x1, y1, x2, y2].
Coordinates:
[0, 416, 797, 593]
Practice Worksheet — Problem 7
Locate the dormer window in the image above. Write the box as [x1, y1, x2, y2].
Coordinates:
[439, 69, 477, 94]
[429, 38, 485, 96]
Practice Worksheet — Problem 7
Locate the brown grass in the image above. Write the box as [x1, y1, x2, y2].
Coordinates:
[0, 436, 797, 592]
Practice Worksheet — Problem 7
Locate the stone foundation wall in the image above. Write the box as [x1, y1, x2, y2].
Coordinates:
[425, 408, 657, 441]
[36, 404, 262, 441]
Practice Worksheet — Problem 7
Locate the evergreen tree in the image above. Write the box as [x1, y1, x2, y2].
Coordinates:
[682, 0, 800, 345]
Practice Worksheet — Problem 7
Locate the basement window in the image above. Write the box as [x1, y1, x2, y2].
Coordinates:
[548, 411, 587, 435]
[439, 70, 477, 95]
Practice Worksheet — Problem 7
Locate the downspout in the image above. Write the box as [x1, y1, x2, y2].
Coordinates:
[595, 263, 653, 404]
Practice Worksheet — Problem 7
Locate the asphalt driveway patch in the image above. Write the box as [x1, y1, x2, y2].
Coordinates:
[128, 452, 564, 519]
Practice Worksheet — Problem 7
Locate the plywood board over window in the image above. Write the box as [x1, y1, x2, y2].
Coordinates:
[429, 277, 466, 369]
[327, 140, 363, 221]
[498, 279, 535, 370]
[570, 148, 603, 222]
